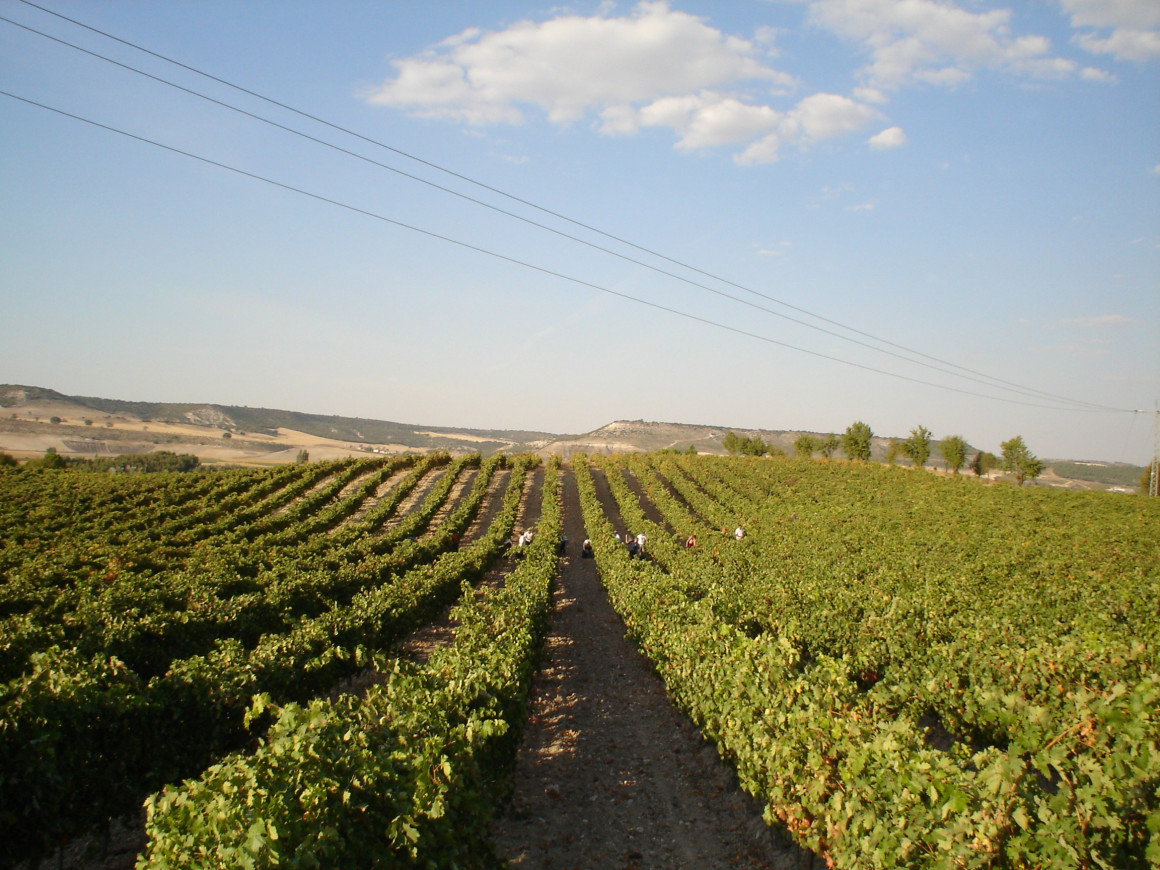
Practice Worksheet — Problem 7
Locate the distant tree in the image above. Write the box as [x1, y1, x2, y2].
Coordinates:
[842, 421, 873, 461]
[221, 431, 232, 440]
[884, 438, 902, 466]
[49, 416, 61, 424]
[723, 432, 767, 456]
[83, 418, 92, 426]
[35, 448, 67, 470]
[818, 434, 839, 459]
[939, 435, 968, 474]
[970, 451, 998, 477]
[793, 434, 816, 458]
[0, 452, 17, 469]
[296, 449, 310, 464]
[1000, 436, 1045, 486]
[685, 444, 697, 456]
[901, 425, 933, 469]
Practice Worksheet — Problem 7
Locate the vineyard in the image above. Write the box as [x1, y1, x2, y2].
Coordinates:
[0, 453, 1157, 868]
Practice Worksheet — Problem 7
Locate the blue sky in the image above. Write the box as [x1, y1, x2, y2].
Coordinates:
[1, 0, 1157, 462]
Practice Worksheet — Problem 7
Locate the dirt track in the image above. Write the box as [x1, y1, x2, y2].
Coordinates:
[490, 466, 817, 869]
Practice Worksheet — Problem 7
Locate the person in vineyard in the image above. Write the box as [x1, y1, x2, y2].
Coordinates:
[581, 538, 593, 558]
[626, 537, 640, 559]
[636, 531, 647, 555]
[685, 534, 697, 548]
[734, 526, 745, 541]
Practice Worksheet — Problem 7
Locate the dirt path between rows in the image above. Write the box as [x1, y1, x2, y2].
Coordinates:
[490, 465, 817, 869]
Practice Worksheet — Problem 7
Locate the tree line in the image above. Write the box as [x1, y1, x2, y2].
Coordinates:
[723, 422, 1047, 485]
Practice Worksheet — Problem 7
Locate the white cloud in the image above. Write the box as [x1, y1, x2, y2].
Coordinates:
[643, 94, 783, 149]
[365, 2, 792, 125]
[868, 125, 907, 149]
[1060, 314, 1131, 327]
[783, 92, 880, 140]
[365, 1, 892, 164]
[799, 0, 1081, 90]
[1080, 66, 1118, 81]
[844, 201, 875, 211]
[732, 93, 880, 163]
[1056, 0, 1160, 31]
[1152, 163, 1160, 175]
[1034, 342, 1112, 356]
[1075, 27, 1160, 60]
[1057, 0, 1160, 60]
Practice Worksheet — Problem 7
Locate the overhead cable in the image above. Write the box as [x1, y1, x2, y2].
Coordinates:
[0, 88, 1134, 415]
[8, 0, 1124, 414]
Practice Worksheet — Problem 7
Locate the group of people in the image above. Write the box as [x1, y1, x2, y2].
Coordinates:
[610, 531, 648, 559]
[575, 526, 746, 560]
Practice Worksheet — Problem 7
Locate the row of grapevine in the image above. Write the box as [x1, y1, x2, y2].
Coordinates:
[576, 453, 1159, 869]
[0, 451, 543, 867]
[138, 457, 562, 868]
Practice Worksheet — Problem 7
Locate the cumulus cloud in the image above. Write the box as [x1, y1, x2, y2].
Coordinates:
[365, 3, 791, 124]
[1060, 314, 1131, 327]
[868, 125, 907, 149]
[798, 0, 1083, 90]
[734, 93, 880, 163]
[364, 1, 885, 164]
[1057, 0, 1160, 60]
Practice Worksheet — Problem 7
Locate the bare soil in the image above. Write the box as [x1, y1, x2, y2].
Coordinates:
[25, 463, 819, 869]
[490, 466, 817, 869]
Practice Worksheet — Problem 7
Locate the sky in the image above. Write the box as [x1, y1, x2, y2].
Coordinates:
[1, 0, 1158, 463]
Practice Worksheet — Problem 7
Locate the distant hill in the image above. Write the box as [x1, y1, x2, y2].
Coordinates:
[0, 385, 1147, 490]
[0, 385, 558, 457]
[1046, 460, 1146, 491]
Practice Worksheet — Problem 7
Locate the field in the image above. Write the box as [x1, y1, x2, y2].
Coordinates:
[0, 454, 1156, 868]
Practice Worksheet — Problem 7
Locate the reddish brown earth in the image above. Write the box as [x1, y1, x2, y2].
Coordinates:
[28, 464, 819, 869]
[489, 467, 818, 869]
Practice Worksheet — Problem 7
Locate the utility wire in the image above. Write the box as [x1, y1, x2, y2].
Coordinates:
[1, 87, 1124, 414]
[1, 12, 1121, 414]
[9, 0, 1124, 414]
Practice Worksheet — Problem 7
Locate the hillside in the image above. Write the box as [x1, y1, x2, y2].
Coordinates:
[0, 385, 1147, 490]
[0, 385, 558, 464]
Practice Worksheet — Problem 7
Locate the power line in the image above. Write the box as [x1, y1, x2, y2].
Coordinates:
[8, 0, 1125, 414]
[1, 87, 1125, 415]
[2, 14, 1122, 413]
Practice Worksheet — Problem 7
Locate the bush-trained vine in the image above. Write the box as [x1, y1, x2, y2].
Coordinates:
[0, 452, 547, 868]
[576, 453, 1160, 869]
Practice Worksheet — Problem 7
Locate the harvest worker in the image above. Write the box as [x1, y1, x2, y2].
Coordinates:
[734, 526, 745, 541]
[581, 538, 593, 558]
[685, 534, 697, 548]
[636, 531, 647, 555]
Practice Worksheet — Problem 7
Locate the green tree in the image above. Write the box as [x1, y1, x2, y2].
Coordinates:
[685, 444, 697, 456]
[818, 434, 839, 459]
[842, 421, 873, 461]
[1000, 435, 1045, 486]
[901, 425, 933, 468]
[0, 452, 17, 469]
[793, 434, 816, 458]
[296, 449, 310, 464]
[939, 435, 968, 474]
[884, 438, 901, 466]
[970, 451, 998, 477]
[723, 432, 767, 456]
[32, 448, 67, 470]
